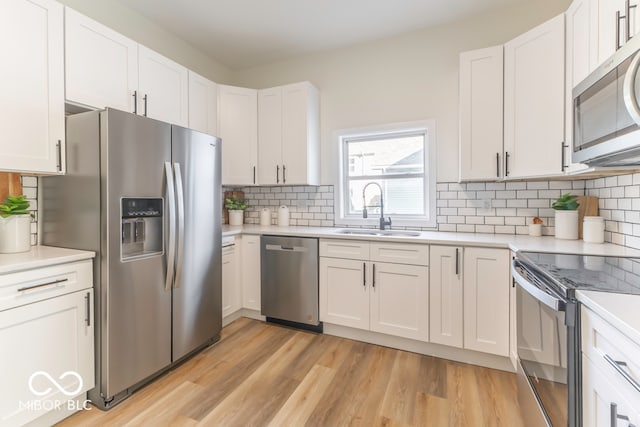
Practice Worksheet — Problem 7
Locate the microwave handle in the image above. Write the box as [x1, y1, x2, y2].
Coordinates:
[623, 52, 640, 125]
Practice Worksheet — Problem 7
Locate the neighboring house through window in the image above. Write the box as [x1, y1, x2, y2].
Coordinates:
[336, 120, 437, 228]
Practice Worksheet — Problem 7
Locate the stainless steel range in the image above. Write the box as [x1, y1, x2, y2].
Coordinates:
[512, 252, 640, 427]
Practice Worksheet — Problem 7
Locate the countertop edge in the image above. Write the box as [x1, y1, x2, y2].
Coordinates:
[0, 246, 96, 275]
[577, 290, 640, 346]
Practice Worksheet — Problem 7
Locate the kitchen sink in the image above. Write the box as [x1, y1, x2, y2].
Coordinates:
[335, 229, 421, 237]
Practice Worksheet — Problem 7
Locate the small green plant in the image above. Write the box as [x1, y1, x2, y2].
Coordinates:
[225, 197, 248, 211]
[552, 193, 580, 210]
[0, 195, 32, 218]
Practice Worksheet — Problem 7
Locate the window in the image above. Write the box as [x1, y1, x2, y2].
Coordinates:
[337, 120, 436, 228]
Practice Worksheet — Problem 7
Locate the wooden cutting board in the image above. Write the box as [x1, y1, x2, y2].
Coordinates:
[577, 195, 599, 238]
[0, 172, 22, 202]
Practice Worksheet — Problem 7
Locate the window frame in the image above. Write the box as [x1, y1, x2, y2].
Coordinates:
[335, 120, 437, 228]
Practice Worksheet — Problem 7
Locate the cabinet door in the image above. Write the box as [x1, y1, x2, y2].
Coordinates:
[257, 87, 283, 185]
[138, 45, 189, 127]
[222, 250, 240, 318]
[188, 70, 217, 136]
[0, 289, 94, 426]
[592, 0, 630, 68]
[241, 235, 261, 311]
[370, 262, 429, 341]
[463, 247, 510, 356]
[64, 7, 138, 113]
[429, 246, 463, 348]
[0, 0, 64, 174]
[504, 14, 565, 179]
[319, 257, 369, 330]
[281, 82, 320, 185]
[218, 85, 258, 186]
[459, 46, 504, 181]
[582, 354, 640, 427]
[565, 0, 591, 174]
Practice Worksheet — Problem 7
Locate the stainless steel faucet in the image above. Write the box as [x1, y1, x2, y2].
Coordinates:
[362, 182, 392, 230]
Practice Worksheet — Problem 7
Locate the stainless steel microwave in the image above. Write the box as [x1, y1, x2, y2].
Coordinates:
[573, 35, 640, 166]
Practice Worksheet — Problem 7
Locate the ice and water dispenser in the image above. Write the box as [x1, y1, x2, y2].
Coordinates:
[121, 198, 163, 259]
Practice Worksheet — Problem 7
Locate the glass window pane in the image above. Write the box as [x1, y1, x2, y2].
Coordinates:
[347, 178, 424, 216]
[346, 134, 424, 178]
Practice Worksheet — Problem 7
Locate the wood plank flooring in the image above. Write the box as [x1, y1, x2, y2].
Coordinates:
[57, 318, 525, 426]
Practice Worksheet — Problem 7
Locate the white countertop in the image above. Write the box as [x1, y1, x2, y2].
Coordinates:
[0, 246, 95, 275]
[222, 224, 640, 257]
[577, 290, 640, 345]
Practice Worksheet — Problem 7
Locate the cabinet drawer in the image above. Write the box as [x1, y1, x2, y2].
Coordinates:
[320, 239, 369, 260]
[370, 242, 429, 266]
[582, 306, 640, 404]
[0, 260, 93, 312]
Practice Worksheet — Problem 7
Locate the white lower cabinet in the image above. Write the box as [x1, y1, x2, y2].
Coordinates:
[241, 235, 261, 311]
[429, 246, 510, 357]
[0, 289, 94, 426]
[319, 240, 429, 340]
[222, 244, 240, 318]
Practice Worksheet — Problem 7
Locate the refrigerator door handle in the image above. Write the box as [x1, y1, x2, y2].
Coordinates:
[165, 161, 177, 291]
[173, 162, 185, 289]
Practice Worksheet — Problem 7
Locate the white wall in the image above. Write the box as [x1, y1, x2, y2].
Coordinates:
[58, 0, 233, 83]
[232, 0, 571, 184]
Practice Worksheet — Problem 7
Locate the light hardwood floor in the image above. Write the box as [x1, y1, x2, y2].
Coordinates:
[58, 318, 525, 426]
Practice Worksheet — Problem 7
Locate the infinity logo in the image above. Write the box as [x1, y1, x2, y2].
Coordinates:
[28, 371, 84, 397]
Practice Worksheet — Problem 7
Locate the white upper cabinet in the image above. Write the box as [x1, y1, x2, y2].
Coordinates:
[504, 14, 565, 179]
[218, 85, 258, 186]
[0, 0, 64, 174]
[258, 82, 320, 186]
[65, 7, 138, 113]
[138, 45, 189, 127]
[188, 70, 218, 136]
[592, 0, 638, 67]
[459, 46, 504, 181]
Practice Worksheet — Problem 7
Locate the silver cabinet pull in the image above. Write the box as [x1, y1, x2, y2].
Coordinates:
[561, 142, 568, 172]
[143, 94, 148, 116]
[276, 165, 280, 184]
[627, 0, 637, 42]
[283, 165, 286, 183]
[496, 153, 500, 178]
[56, 140, 62, 172]
[133, 91, 138, 114]
[505, 151, 510, 177]
[253, 166, 256, 184]
[85, 292, 91, 327]
[604, 353, 640, 393]
[610, 403, 630, 426]
[618, 10, 624, 51]
[363, 262, 366, 288]
[372, 263, 376, 288]
[455, 248, 460, 276]
[17, 278, 68, 292]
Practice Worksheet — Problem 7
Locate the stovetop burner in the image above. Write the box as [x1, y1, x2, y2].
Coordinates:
[518, 252, 640, 296]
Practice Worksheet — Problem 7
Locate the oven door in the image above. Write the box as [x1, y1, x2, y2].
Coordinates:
[512, 259, 578, 427]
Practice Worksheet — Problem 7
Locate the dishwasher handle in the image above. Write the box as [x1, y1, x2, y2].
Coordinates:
[265, 244, 309, 253]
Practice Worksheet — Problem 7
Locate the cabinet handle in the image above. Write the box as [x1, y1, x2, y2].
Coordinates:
[143, 94, 148, 117]
[133, 91, 138, 114]
[276, 165, 280, 184]
[455, 248, 460, 276]
[17, 278, 68, 292]
[56, 140, 62, 172]
[85, 292, 91, 327]
[496, 153, 500, 178]
[627, 0, 637, 42]
[253, 166, 256, 184]
[561, 142, 568, 172]
[611, 403, 631, 426]
[603, 353, 640, 393]
[618, 10, 626, 50]
[372, 264, 376, 289]
[505, 151, 510, 177]
[283, 165, 286, 183]
[363, 262, 366, 288]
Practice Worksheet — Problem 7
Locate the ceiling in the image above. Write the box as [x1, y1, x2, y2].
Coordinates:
[117, 0, 525, 70]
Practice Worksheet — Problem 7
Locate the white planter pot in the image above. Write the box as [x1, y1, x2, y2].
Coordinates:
[228, 210, 244, 226]
[555, 210, 579, 240]
[0, 215, 31, 253]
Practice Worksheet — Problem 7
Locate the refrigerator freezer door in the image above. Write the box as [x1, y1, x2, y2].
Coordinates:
[103, 109, 172, 398]
[171, 126, 222, 361]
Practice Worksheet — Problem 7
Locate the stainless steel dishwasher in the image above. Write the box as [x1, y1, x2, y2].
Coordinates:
[261, 235, 320, 330]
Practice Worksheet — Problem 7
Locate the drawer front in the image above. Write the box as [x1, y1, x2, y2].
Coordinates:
[582, 306, 640, 405]
[370, 242, 429, 266]
[319, 239, 369, 260]
[0, 260, 93, 312]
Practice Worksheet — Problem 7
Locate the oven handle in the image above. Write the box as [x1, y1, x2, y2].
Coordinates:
[511, 260, 566, 312]
[623, 51, 640, 126]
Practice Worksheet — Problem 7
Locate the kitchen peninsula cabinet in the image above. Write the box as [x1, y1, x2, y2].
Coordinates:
[218, 84, 258, 186]
[0, 0, 65, 174]
[258, 82, 320, 185]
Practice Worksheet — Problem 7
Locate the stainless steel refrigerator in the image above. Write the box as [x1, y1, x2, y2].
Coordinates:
[41, 108, 222, 409]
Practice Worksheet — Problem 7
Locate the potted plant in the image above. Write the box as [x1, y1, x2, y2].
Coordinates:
[0, 195, 33, 253]
[225, 197, 248, 226]
[552, 193, 580, 240]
